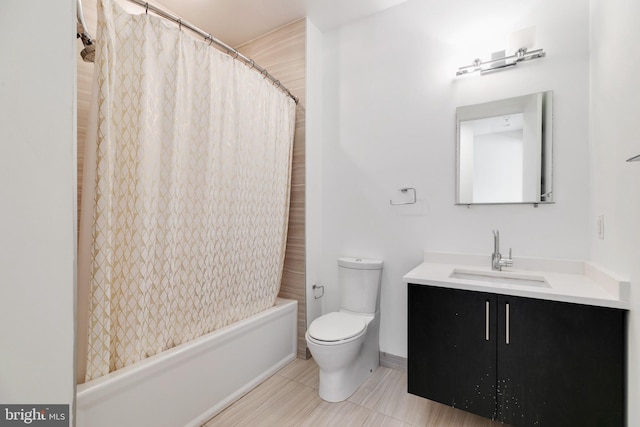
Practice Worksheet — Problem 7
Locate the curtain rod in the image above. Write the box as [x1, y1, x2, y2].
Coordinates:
[76, 0, 299, 104]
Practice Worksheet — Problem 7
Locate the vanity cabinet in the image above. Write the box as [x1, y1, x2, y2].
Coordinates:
[408, 283, 626, 427]
[408, 285, 498, 419]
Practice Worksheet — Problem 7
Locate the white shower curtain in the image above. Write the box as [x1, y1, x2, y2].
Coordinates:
[78, 0, 296, 382]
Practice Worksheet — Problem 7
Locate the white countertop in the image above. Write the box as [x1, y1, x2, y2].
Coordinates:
[403, 252, 630, 310]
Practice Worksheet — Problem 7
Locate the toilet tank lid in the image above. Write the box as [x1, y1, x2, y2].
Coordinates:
[338, 257, 383, 270]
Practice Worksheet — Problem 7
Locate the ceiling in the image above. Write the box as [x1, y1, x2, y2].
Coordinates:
[154, 0, 410, 47]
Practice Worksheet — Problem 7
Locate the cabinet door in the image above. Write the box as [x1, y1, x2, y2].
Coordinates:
[497, 295, 625, 427]
[408, 284, 497, 420]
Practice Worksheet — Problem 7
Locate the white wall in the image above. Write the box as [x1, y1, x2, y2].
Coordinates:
[0, 0, 77, 418]
[305, 18, 324, 327]
[589, 1, 640, 425]
[309, 0, 590, 357]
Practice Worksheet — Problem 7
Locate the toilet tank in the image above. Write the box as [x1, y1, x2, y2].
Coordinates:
[338, 257, 383, 315]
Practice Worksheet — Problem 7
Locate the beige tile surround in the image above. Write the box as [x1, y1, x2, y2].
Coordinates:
[204, 358, 504, 427]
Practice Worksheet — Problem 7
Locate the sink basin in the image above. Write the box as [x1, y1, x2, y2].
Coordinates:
[449, 268, 550, 288]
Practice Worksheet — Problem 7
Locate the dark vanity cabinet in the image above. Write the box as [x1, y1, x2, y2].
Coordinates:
[408, 283, 626, 427]
[407, 285, 498, 419]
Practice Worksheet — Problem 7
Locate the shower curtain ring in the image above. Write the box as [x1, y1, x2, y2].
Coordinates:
[232, 50, 239, 59]
[145, 2, 148, 14]
[274, 80, 281, 88]
[248, 59, 255, 70]
[261, 69, 269, 78]
[177, 19, 182, 31]
[206, 34, 213, 46]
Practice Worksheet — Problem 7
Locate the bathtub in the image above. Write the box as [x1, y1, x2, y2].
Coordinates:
[76, 298, 297, 427]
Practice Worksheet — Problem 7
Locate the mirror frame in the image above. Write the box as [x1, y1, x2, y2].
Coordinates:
[455, 91, 553, 206]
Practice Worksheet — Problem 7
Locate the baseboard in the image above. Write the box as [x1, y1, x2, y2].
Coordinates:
[379, 351, 407, 372]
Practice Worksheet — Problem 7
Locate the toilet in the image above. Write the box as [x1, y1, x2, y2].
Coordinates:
[305, 257, 383, 402]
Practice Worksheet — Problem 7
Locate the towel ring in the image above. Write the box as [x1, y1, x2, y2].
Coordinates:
[390, 187, 417, 205]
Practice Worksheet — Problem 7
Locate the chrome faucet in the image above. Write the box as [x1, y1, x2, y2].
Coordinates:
[491, 230, 513, 271]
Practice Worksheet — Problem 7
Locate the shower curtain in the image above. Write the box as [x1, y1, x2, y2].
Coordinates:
[78, 0, 296, 382]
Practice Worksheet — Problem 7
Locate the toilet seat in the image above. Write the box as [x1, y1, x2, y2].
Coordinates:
[308, 312, 366, 343]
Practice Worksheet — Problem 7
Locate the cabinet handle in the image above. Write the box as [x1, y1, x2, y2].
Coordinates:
[485, 301, 490, 341]
[505, 303, 510, 345]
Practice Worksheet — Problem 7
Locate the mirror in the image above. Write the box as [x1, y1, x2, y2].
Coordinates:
[456, 91, 553, 205]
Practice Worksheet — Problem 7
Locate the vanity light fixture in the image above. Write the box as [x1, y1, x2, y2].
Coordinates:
[456, 47, 546, 76]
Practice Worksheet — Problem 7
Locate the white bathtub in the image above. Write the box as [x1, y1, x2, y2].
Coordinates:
[76, 298, 297, 427]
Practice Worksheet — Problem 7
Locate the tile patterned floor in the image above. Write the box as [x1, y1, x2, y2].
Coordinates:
[203, 358, 503, 426]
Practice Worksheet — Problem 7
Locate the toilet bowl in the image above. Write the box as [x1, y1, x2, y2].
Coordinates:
[306, 311, 380, 402]
[306, 257, 383, 402]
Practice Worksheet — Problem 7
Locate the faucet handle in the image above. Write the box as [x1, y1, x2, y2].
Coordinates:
[500, 248, 514, 268]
